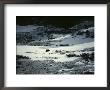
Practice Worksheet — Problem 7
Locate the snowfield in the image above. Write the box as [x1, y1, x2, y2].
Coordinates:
[17, 42, 94, 62]
[16, 25, 45, 32]
[16, 22, 94, 74]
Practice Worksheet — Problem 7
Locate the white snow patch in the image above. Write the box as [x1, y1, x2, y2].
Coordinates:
[16, 25, 44, 32]
[17, 42, 94, 62]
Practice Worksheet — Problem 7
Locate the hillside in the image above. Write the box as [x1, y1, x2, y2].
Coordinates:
[16, 20, 94, 74]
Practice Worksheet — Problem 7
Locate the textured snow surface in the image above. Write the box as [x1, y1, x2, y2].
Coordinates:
[16, 25, 44, 32]
[16, 22, 94, 74]
[17, 42, 94, 62]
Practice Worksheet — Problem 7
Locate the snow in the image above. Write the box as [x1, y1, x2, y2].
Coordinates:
[16, 24, 94, 62]
[17, 41, 94, 62]
[16, 25, 44, 32]
[51, 34, 70, 41]
[49, 34, 93, 46]
[50, 42, 94, 51]
[17, 45, 78, 62]
[16, 21, 94, 74]
[81, 27, 94, 32]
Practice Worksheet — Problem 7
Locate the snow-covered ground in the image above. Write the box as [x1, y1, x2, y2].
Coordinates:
[16, 25, 45, 32]
[16, 24, 94, 62]
[81, 27, 94, 32]
[17, 41, 94, 62]
[50, 34, 93, 46]
[16, 23, 94, 74]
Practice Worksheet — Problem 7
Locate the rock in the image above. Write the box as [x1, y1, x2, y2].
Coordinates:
[75, 61, 85, 65]
[46, 49, 50, 52]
